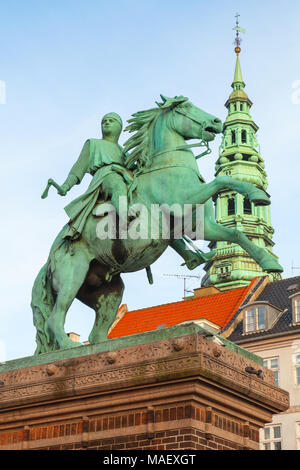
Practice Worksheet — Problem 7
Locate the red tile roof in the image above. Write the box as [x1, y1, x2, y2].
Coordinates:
[109, 278, 257, 339]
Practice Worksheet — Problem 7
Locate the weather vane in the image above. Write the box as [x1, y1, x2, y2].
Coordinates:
[233, 13, 246, 54]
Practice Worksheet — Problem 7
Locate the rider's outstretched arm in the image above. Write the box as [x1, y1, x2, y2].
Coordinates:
[60, 140, 90, 194]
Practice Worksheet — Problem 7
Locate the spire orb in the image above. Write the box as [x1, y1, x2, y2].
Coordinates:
[235, 46, 241, 54]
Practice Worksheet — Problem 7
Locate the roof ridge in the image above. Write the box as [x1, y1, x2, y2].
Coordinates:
[221, 278, 257, 324]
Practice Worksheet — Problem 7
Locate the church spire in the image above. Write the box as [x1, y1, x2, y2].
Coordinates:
[202, 15, 281, 291]
[233, 54, 245, 89]
[232, 13, 246, 90]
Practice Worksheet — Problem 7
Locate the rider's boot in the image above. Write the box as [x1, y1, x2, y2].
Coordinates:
[183, 249, 217, 270]
[170, 238, 216, 271]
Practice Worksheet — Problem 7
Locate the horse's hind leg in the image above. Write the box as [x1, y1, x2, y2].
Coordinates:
[85, 275, 125, 344]
[47, 250, 91, 350]
[203, 202, 283, 273]
[192, 176, 270, 206]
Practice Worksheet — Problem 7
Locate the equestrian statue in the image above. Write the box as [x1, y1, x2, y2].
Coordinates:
[31, 95, 283, 354]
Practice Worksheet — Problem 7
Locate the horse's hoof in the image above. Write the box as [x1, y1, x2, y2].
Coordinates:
[247, 188, 271, 206]
[260, 255, 283, 273]
[264, 264, 284, 274]
[253, 199, 270, 207]
[88, 337, 107, 345]
[60, 338, 84, 350]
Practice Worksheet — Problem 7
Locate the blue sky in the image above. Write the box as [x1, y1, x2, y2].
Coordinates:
[0, 0, 300, 360]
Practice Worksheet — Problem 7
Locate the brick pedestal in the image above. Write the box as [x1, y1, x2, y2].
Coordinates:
[0, 324, 289, 450]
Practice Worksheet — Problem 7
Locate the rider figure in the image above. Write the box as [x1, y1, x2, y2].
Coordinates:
[60, 112, 129, 239]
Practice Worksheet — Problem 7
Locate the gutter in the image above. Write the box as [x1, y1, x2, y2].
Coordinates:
[233, 328, 300, 345]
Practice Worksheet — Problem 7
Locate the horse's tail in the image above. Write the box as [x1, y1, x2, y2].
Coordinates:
[31, 262, 58, 355]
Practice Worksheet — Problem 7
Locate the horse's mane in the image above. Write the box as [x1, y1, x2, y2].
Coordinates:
[123, 96, 189, 170]
[123, 107, 161, 169]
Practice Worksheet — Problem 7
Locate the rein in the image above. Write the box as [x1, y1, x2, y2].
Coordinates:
[147, 140, 211, 161]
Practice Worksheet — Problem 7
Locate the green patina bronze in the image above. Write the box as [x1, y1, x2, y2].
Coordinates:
[32, 95, 283, 354]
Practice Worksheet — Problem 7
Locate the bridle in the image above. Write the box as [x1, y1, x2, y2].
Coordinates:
[145, 104, 213, 161]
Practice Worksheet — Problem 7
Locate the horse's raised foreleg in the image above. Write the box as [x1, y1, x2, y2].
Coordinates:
[194, 176, 270, 206]
[86, 274, 125, 344]
[47, 250, 91, 350]
[203, 210, 283, 273]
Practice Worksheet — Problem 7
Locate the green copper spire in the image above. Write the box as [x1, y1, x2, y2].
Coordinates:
[202, 17, 282, 291]
[233, 53, 245, 89]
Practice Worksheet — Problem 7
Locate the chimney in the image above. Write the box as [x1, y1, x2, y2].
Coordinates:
[193, 286, 220, 298]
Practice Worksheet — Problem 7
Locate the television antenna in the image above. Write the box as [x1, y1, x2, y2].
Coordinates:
[292, 261, 300, 272]
[163, 273, 201, 299]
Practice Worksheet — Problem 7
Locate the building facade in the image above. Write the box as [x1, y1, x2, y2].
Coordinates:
[222, 276, 300, 450]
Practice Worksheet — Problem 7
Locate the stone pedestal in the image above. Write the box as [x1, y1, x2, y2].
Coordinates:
[0, 324, 289, 450]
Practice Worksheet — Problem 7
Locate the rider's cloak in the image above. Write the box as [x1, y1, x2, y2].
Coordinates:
[63, 139, 125, 239]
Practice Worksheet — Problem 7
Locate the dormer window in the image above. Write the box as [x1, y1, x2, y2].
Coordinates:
[245, 306, 266, 333]
[290, 293, 300, 324]
[296, 298, 300, 323]
[243, 302, 282, 334]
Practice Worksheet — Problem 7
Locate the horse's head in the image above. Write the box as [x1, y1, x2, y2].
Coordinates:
[158, 95, 223, 143]
[124, 95, 223, 169]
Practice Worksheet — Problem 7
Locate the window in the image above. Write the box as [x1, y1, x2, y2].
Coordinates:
[231, 130, 236, 144]
[258, 306, 267, 329]
[245, 308, 255, 332]
[244, 305, 267, 333]
[244, 198, 252, 215]
[261, 425, 282, 450]
[228, 198, 235, 216]
[295, 355, 300, 386]
[241, 130, 247, 144]
[217, 265, 231, 279]
[220, 266, 230, 274]
[263, 358, 280, 387]
[289, 293, 300, 324]
[294, 297, 300, 323]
